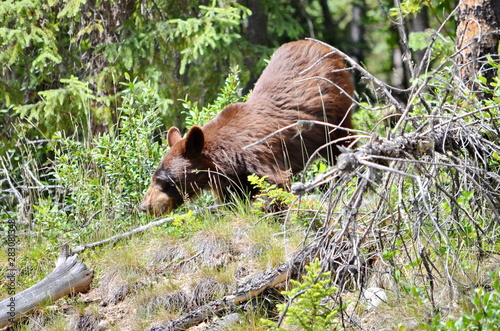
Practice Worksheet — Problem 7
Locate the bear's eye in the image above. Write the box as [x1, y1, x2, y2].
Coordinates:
[155, 174, 178, 194]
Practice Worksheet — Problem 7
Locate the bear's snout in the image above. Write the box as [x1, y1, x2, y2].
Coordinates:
[140, 185, 173, 216]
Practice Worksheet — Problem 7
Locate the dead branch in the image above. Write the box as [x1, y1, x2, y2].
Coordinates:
[148, 264, 292, 331]
[0, 245, 93, 328]
[242, 119, 361, 150]
[157, 108, 499, 329]
[72, 216, 174, 253]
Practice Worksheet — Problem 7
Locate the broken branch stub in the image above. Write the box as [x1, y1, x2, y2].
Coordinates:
[0, 245, 93, 328]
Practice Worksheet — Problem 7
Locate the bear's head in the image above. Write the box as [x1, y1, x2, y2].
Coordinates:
[140, 126, 214, 216]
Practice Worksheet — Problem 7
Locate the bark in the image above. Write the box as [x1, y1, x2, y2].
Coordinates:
[456, 0, 500, 96]
[391, 0, 412, 94]
[318, 0, 337, 45]
[244, 0, 268, 47]
[347, 0, 367, 97]
[0, 245, 93, 328]
[392, 45, 408, 88]
[148, 264, 291, 331]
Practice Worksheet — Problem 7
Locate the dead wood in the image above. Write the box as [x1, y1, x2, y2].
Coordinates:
[147, 263, 292, 331]
[72, 216, 174, 253]
[147, 239, 354, 331]
[294, 124, 500, 201]
[456, 0, 500, 95]
[0, 245, 93, 328]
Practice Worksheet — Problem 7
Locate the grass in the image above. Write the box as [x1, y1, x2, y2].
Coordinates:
[2, 204, 302, 329]
[4, 187, 499, 330]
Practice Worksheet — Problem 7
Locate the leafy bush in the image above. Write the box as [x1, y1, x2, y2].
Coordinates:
[248, 174, 296, 214]
[182, 66, 243, 127]
[50, 76, 164, 234]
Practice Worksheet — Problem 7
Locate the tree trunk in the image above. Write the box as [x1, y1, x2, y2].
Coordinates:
[391, 0, 412, 96]
[0, 246, 93, 328]
[245, 0, 268, 47]
[392, 44, 408, 88]
[318, 0, 338, 46]
[348, 0, 367, 96]
[242, 0, 268, 94]
[456, 0, 500, 96]
[349, 0, 366, 66]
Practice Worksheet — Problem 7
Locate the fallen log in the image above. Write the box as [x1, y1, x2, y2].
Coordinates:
[146, 241, 329, 331]
[148, 264, 292, 331]
[0, 245, 93, 328]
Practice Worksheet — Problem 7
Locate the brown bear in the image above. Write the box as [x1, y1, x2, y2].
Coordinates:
[141, 39, 354, 216]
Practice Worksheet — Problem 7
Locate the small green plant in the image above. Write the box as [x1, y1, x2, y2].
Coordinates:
[479, 59, 500, 118]
[408, 30, 454, 60]
[432, 270, 500, 330]
[389, 0, 446, 17]
[263, 258, 343, 331]
[32, 197, 74, 241]
[247, 174, 295, 214]
[351, 102, 386, 135]
[170, 210, 202, 235]
[51, 76, 164, 237]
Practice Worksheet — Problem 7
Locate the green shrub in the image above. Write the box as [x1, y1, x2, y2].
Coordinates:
[182, 66, 243, 128]
[263, 258, 343, 331]
[51, 76, 164, 234]
[248, 174, 296, 214]
[432, 270, 500, 330]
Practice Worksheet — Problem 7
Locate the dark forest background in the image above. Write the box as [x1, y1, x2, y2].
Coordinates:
[0, 0, 459, 150]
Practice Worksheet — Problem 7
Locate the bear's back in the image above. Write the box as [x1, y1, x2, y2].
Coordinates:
[203, 40, 354, 173]
[248, 40, 353, 127]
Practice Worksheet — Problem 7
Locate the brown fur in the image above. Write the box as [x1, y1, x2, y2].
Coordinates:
[141, 40, 354, 216]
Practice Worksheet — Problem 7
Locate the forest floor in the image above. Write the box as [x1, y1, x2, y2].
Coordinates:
[5, 200, 497, 331]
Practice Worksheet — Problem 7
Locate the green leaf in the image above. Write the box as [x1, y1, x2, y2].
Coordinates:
[58, 0, 86, 18]
[409, 31, 430, 51]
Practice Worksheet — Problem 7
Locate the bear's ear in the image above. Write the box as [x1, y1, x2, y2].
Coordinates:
[167, 127, 182, 148]
[185, 126, 205, 157]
